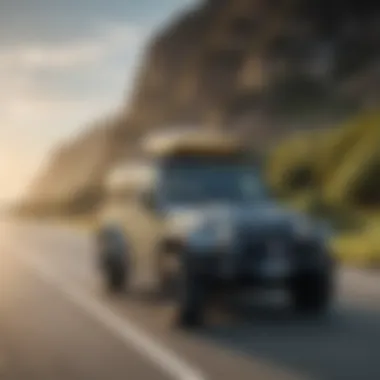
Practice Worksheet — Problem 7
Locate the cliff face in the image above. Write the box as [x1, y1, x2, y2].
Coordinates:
[26, 0, 380, 214]
[23, 115, 124, 214]
[129, 0, 380, 132]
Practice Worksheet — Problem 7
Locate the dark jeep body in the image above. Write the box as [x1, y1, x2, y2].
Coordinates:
[95, 132, 335, 328]
[155, 202, 335, 327]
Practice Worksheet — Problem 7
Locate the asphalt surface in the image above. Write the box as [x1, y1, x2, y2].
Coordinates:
[1, 218, 380, 380]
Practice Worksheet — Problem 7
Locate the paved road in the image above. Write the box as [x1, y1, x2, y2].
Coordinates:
[1, 219, 380, 380]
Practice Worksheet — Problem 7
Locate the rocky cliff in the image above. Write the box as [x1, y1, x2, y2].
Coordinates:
[129, 0, 379, 128]
[25, 0, 380, 214]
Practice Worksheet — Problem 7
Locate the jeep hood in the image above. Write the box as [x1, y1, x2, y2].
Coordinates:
[163, 202, 310, 238]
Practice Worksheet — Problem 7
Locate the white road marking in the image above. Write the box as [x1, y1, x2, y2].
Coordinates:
[15, 249, 207, 380]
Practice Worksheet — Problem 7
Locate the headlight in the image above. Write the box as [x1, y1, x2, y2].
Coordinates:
[186, 221, 235, 252]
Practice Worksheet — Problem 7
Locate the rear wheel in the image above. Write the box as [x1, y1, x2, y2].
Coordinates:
[96, 226, 130, 295]
[104, 259, 127, 293]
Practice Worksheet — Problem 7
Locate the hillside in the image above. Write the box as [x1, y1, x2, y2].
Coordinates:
[128, 0, 379, 130]
[268, 108, 380, 203]
[266, 107, 380, 265]
[25, 0, 380, 214]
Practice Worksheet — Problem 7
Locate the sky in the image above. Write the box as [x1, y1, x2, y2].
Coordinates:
[0, 0, 199, 202]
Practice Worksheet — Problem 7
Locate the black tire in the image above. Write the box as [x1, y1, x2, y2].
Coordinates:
[95, 227, 131, 295]
[290, 272, 333, 315]
[105, 260, 127, 294]
[173, 257, 207, 329]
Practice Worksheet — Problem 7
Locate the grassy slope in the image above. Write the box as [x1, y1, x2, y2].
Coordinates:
[267, 109, 380, 266]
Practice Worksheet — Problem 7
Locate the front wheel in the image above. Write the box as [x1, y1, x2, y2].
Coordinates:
[290, 272, 333, 315]
[173, 257, 208, 329]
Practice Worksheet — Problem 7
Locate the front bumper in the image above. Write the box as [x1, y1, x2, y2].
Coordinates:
[187, 239, 333, 287]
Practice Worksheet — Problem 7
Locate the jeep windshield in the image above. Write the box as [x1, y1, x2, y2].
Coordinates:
[160, 156, 269, 206]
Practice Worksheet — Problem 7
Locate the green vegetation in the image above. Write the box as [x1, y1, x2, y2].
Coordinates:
[266, 108, 380, 266]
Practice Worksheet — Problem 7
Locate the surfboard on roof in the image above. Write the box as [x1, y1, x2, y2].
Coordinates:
[142, 130, 246, 158]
